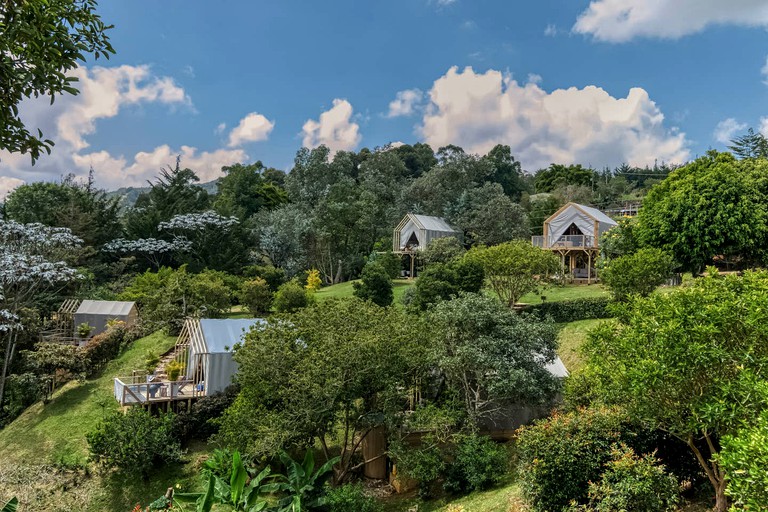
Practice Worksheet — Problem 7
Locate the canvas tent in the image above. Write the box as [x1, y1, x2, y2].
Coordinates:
[74, 300, 138, 337]
[541, 202, 617, 248]
[393, 213, 459, 252]
[184, 318, 265, 395]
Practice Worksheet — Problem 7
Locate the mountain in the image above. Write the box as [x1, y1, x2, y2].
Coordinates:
[105, 179, 220, 209]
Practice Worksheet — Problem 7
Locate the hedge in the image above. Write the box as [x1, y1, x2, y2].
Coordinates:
[522, 297, 615, 323]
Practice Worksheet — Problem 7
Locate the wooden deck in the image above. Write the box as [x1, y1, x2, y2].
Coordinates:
[113, 375, 205, 406]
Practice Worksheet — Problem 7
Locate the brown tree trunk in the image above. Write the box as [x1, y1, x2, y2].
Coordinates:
[687, 435, 729, 512]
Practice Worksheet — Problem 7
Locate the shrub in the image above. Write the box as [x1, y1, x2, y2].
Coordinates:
[144, 350, 160, 373]
[422, 236, 466, 265]
[444, 434, 508, 494]
[273, 279, 313, 313]
[243, 264, 287, 292]
[81, 322, 144, 376]
[391, 437, 445, 499]
[410, 260, 485, 311]
[573, 446, 679, 512]
[305, 268, 322, 292]
[353, 262, 393, 307]
[369, 251, 402, 279]
[524, 297, 615, 323]
[239, 277, 273, 315]
[87, 408, 181, 477]
[517, 407, 639, 512]
[600, 248, 675, 301]
[165, 360, 184, 381]
[326, 483, 382, 512]
[173, 385, 239, 443]
[719, 409, 768, 510]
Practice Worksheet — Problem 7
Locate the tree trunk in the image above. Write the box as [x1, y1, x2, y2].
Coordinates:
[687, 435, 729, 512]
[714, 481, 729, 512]
[0, 330, 18, 406]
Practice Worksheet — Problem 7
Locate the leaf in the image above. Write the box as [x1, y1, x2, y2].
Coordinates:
[1, 498, 18, 512]
[199, 473, 217, 512]
[230, 450, 247, 505]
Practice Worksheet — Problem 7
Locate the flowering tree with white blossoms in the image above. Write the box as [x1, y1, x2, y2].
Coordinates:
[0, 220, 82, 404]
[103, 237, 192, 270]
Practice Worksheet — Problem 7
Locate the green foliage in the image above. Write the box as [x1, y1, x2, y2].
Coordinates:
[600, 248, 674, 301]
[719, 408, 768, 510]
[173, 386, 240, 444]
[535, 164, 596, 193]
[421, 236, 466, 265]
[443, 434, 508, 494]
[517, 407, 638, 512]
[583, 271, 768, 510]
[392, 436, 445, 499]
[524, 297, 615, 323]
[410, 259, 484, 311]
[144, 351, 160, 373]
[305, 269, 322, 292]
[243, 265, 288, 292]
[77, 322, 94, 338]
[165, 360, 183, 381]
[352, 262, 393, 307]
[239, 278, 274, 316]
[429, 293, 560, 422]
[600, 217, 639, 259]
[368, 251, 402, 279]
[456, 183, 530, 246]
[273, 280, 313, 313]
[217, 299, 427, 482]
[465, 241, 560, 307]
[214, 162, 288, 219]
[1, 497, 18, 512]
[636, 152, 768, 273]
[0, 0, 114, 161]
[86, 408, 182, 477]
[80, 321, 143, 376]
[572, 446, 679, 512]
[728, 127, 768, 160]
[272, 450, 339, 511]
[325, 483, 382, 512]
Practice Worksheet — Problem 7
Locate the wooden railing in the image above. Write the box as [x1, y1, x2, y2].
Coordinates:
[113, 374, 201, 406]
[532, 235, 596, 249]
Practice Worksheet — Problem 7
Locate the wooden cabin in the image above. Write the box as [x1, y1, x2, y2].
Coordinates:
[531, 202, 617, 283]
[113, 317, 264, 407]
[392, 213, 460, 278]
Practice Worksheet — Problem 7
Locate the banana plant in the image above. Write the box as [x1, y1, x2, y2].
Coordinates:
[1, 498, 17, 512]
[272, 451, 340, 512]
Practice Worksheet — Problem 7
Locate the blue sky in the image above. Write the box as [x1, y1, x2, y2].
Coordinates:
[2, 0, 768, 193]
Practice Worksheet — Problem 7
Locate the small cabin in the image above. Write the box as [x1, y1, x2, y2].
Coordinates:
[74, 300, 139, 337]
[393, 213, 459, 252]
[531, 202, 617, 283]
[113, 317, 264, 406]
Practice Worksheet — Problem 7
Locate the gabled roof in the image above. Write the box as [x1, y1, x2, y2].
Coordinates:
[545, 202, 616, 227]
[75, 300, 136, 316]
[198, 318, 266, 353]
[402, 213, 458, 233]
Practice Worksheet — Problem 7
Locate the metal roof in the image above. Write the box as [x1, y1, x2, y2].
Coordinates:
[75, 300, 136, 317]
[199, 318, 266, 353]
[411, 214, 459, 233]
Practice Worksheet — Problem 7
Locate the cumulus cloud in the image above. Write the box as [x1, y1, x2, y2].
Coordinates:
[0, 177, 25, 200]
[714, 118, 748, 145]
[387, 89, 424, 118]
[544, 24, 558, 37]
[0, 64, 246, 190]
[418, 66, 689, 170]
[227, 112, 275, 147]
[573, 0, 768, 42]
[302, 99, 361, 153]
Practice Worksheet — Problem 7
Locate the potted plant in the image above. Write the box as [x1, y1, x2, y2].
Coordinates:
[77, 322, 94, 339]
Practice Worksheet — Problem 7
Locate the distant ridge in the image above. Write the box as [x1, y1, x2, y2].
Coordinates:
[105, 179, 219, 209]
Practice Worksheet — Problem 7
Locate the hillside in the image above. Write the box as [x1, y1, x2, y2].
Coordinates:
[106, 179, 219, 209]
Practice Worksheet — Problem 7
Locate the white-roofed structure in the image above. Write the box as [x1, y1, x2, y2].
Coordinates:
[392, 213, 461, 278]
[73, 300, 139, 337]
[531, 202, 618, 283]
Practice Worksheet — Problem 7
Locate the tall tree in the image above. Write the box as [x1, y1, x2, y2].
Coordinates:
[728, 128, 768, 160]
[482, 144, 529, 201]
[534, 164, 596, 193]
[214, 162, 287, 219]
[0, 0, 114, 162]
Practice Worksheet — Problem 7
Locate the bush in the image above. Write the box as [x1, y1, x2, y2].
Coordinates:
[444, 434, 508, 494]
[391, 437, 445, 499]
[273, 279, 313, 313]
[422, 236, 466, 265]
[166, 360, 184, 381]
[353, 262, 393, 307]
[87, 408, 182, 477]
[600, 248, 675, 301]
[410, 260, 485, 311]
[81, 322, 144, 376]
[524, 297, 615, 323]
[239, 277, 273, 315]
[305, 268, 322, 291]
[369, 251, 402, 279]
[572, 446, 679, 512]
[517, 407, 639, 512]
[326, 483, 382, 512]
[173, 385, 240, 443]
[243, 264, 287, 292]
[719, 409, 768, 510]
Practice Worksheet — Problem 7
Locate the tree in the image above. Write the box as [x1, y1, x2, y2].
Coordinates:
[728, 127, 768, 160]
[482, 144, 528, 200]
[719, 404, 768, 510]
[636, 152, 768, 274]
[214, 162, 288, 219]
[352, 262, 393, 307]
[273, 280, 313, 313]
[534, 164, 596, 193]
[0, 0, 114, 162]
[421, 236, 465, 266]
[217, 299, 428, 483]
[391, 142, 437, 179]
[599, 248, 674, 301]
[410, 260, 484, 311]
[583, 271, 768, 511]
[239, 278, 273, 316]
[600, 217, 639, 259]
[465, 241, 559, 307]
[456, 183, 530, 246]
[429, 293, 560, 423]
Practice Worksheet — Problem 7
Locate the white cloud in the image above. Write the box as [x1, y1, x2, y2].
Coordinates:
[227, 112, 275, 147]
[387, 89, 424, 118]
[760, 117, 768, 137]
[215, 122, 227, 135]
[302, 99, 361, 153]
[544, 24, 558, 37]
[714, 118, 748, 145]
[573, 0, 768, 42]
[0, 177, 25, 200]
[418, 66, 689, 170]
[435, 0, 457, 5]
[527, 73, 543, 85]
[762, 56, 768, 84]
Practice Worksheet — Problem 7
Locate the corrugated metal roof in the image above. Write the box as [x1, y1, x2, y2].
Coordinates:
[75, 300, 136, 316]
[411, 214, 459, 233]
[199, 318, 266, 353]
[574, 204, 617, 226]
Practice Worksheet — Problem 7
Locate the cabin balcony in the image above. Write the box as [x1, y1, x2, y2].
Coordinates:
[532, 235, 597, 249]
[113, 373, 205, 406]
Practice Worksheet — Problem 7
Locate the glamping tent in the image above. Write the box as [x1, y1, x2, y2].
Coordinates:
[73, 300, 138, 337]
[531, 202, 617, 283]
[182, 318, 265, 395]
[393, 213, 459, 252]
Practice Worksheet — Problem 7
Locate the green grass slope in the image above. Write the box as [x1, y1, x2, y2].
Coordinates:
[0, 330, 176, 464]
[315, 279, 415, 302]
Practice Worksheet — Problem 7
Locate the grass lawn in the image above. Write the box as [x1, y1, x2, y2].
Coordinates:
[0, 330, 176, 465]
[556, 318, 609, 374]
[315, 279, 415, 303]
[383, 481, 523, 512]
[519, 284, 609, 305]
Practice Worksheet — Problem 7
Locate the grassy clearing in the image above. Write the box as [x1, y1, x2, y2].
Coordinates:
[519, 284, 609, 305]
[315, 279, 415, 303]
[382, 481, 523, 512]
[556, 319, 608, 374]
[0, 330, 176, 465]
